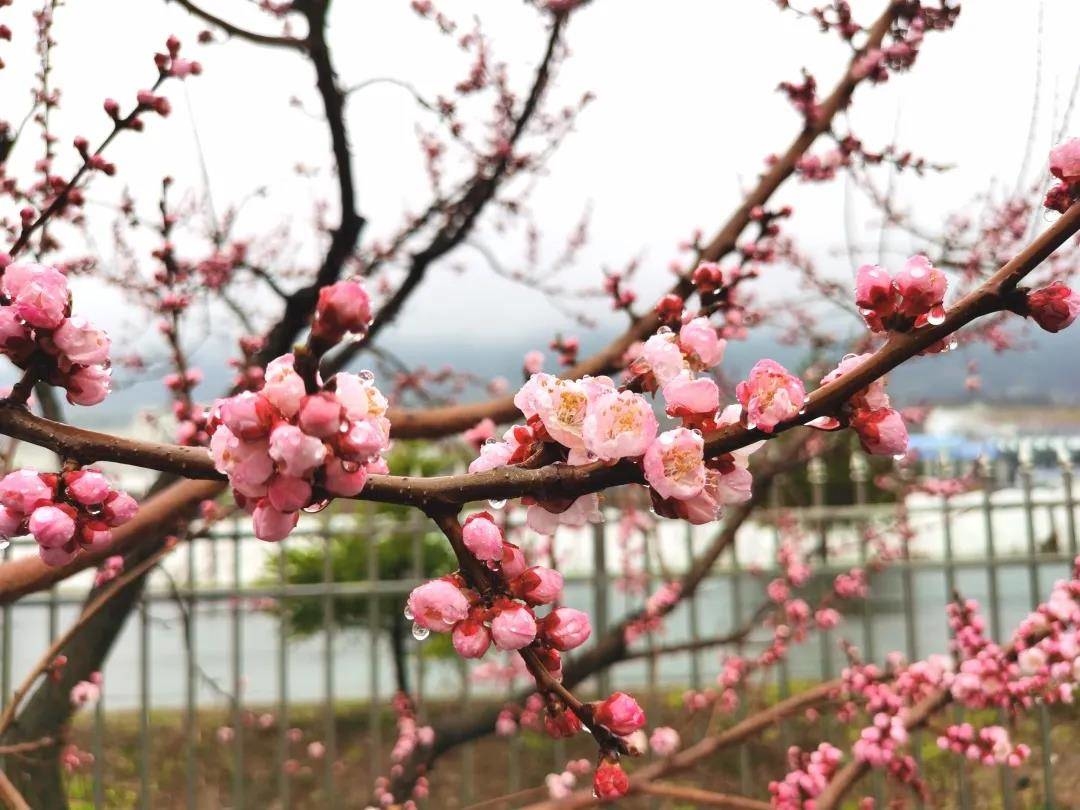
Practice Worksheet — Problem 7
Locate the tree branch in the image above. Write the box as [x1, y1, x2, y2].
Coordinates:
[167, 0, 305, 50]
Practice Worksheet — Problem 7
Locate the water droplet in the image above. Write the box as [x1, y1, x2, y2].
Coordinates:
[339, 421, 351, 434]
[656, 326, 673, 335]
[927, 308, 946, 326]
[0, 538, 9, 552]
[746, 422, 757, 431]
[690, 428, 703, 437]
[893, 453, 907, 461]
[403, 605, 414, 621]
[797, 407, 807, 416]
[411, 623, 430, 641]
[358, 369, 375, 386]
[341, 460, 360, 473]
[303, 499, 331, 513]
[488, 498, 506, 510]
[947, 339, 959, 351]
[484, 437, 499, 446]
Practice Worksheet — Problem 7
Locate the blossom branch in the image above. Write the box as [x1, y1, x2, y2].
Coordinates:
[166, 0, 305, 50]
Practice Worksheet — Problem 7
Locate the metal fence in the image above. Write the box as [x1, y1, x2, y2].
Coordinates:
[2, 438, 1079, 808]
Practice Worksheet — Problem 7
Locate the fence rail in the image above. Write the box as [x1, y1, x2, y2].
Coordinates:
[1, 441, 1079, 808]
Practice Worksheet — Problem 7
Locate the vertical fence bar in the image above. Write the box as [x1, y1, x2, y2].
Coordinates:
[139, 592, 151, 810]
[1059, 443, 1078, 557]
[365, 508, 380, 792]
[186, 534, 198, 810]
[592, 521, 611, 698]
[278, 541, 291, 810]
[728, 534, 751, 797]
[939, 450, 974, 810]
[93, 684, 105, 809]
[770, 474, 792, 753]
[324, 517, 338, 808]
[0, 542, 11, 776]
[1018, 442, 1055, 809]
[683, 524, 702, 692]
[979, 455, 1016, 809]
[808, 457, 834, 734]
[231, 520, 245, 810]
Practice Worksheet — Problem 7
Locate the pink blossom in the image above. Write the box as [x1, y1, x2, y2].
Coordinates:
[252, 501, 299, 542]
[307, 741, 326, 760]
[1049, 138, 1080, 184]
[210, 428, 274, 497]
[29, 505, 76, 547]
[532, 377, 594, 450]
[338, 418, 387, 463]
[594, 692, 646, 735]
[523, 350, 545, 374]
[490, 603, 537, 650]
[267, 476, 312, 513]
[408, 580, 470, 632]
[894, 254, 946, 319]
[2, 262, 69, 328]
[593, 760, 629, 801]
[854, 264, 895, 325]
[736, 359, 805, 433]
[1026, 282, 1080, 333]
[218, 392, 273, 439]
[499, 543, 528, 579]
[333, 372, 389, 421]
[461, 513, 503, 561]
[820, 353, 890, 411]
[525, 493, 602, 534]
[582, 389, 658, 460]
[70, 678, 101, 708]
[0, 469, 52, 513]
[102, 491, 138, 526]
[649, 726, 680, 756]
[851, 408, 908, 456]
[643, 428, 706, 500]
[268, 424, 326, 478]
[468, 438, 515, 474]
[539, 607, 592, 651]
[678, 317, 725, 368]
[323, 459, 368, 496]
[261, 355, 306, 417]
[462, 418, 496, 449]
[510, 566, 564, 605]
[313, 280, 371, 338]
[0, 506, 23, 539]
[64, 470, 111, 506]
[639, 332, 684, 385]
[0, 307, 32, 360]
[662, 371, 719, 416]
[53, 317, 110, 366]
[451, 619, 491, 658]
[64, 363, 111, 406]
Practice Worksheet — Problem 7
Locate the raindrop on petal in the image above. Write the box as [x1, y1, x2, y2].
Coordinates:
[488, 498, 507, 510]
[303, 499, 331, 513]
[411, 623, 430, 641]
[403, 605, 414, 621]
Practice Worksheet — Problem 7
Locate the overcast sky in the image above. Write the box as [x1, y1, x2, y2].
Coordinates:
[3, 1, 1080, 379]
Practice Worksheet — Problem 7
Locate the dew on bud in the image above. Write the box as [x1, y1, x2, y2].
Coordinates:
[893, 453, 907, 461]
[403, 605, 414, 621]
[302, 499, 331, 513]
[411, 623, 430, 641]
[656, 325, 673, 335]
[358, 369, 375, 386]
[927, 307, 946, 326]
[488, 498, 507, 510]
[484, 437, 499, 445]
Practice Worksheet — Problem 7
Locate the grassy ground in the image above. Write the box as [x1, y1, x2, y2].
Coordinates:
[63, 687, 1080, 809]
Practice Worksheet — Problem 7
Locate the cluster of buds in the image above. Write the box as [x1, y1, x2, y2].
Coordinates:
[406, 512, 591, 660]
[1044, 138, 1080, 213]
[0, 468, 137, 565]
[937, 724, 1031, 768]
[768, 743, 844, 809]
[0, 260, 112, 405]
[154, 35, 202, 80]
[810, 353, 909, 457]
[854, 254, 947, 333]
[209, 281, 384, 541]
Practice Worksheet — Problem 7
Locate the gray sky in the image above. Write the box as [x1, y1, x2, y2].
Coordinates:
[3, 0, 1080, 357]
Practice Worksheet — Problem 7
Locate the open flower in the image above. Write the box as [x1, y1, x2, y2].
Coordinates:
[736, 359, 805, 433]
[643, 428, 706, 500]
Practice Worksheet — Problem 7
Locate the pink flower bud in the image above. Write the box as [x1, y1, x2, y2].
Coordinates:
[53, 317, 110, 366]
[323, 459, 368, 496]
[0, 307, 34, 362]
[267, 475, 312, 513]
[461, 512, 503, 561]
[678, 316, 725, 368]
[592, 760, 629, 801]
[337, 419, 385, 463]
[1049, 137, 1080, 184]
[64, 364, 111, 406]
[894, 254, 946, 319]
[313, 280, 371, 339]
[408, 579, 470, 632]
[509, 566, 564, 606]
[539, 607, 591, 651]
[218, 392, 273, 440]
[2, 262, 69, 328]
[649, 726, 680, 756]
[1026, 282, 1080, 333]
[499, 542, 527, 579]
[268, 424, 327, 478]
[0, 469, 53, 513]
[490, 603, 537, 650]
[451, 618, 491, 658]
[261, 355, 305, 418]
[735, 359, 805, 433]
[850, 408, 908, 457]
[64, 470, 111, 506]
[29, 505, 76, 548]
[0, 505, 24, 539]
[102, 491, 138, 526]
[298, 393, 343, 438]
[593, 691, 646, 735]
[662, 372, 720, 417]
[252, 500, 299, 542]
